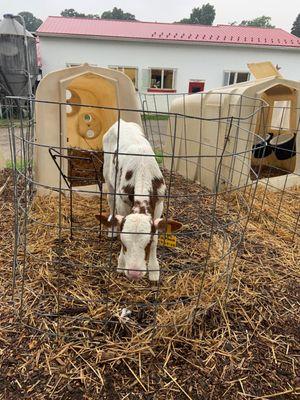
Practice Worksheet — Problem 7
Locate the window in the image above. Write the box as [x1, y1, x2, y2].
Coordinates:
[145, 68, 175, 92]
[109, 66, 138, 89]
[223, 71, 250, 86]
[149, 68, 176, 91]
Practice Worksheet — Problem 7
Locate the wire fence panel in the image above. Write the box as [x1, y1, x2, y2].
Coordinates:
[5, 93, 299, 342]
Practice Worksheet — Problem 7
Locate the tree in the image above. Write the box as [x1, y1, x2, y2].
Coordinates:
[18, 11, 42, 32]
[240, 16, 275, 28]
[60, 9, 99, 19]
[60, 7, 135, 20]
[61, 9, 83, 18]
[101, 7, 136, 21]
[179, 3, 216, 25]
[291, 14, 300, 37]
[179, 18, 192, 24]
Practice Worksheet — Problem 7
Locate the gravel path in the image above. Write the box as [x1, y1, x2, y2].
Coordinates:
[0, 127, 22, 164]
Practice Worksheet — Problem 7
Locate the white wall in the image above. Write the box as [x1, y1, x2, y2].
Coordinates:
[39, 36, 300, 94]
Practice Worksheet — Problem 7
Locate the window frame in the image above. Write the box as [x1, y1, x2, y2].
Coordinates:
[147, 68, 177, 93]
[223, 70, 250, 86]
[109, 65, 139, 90]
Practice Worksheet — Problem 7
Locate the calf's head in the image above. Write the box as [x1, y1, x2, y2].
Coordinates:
[95, 213, 182, 280]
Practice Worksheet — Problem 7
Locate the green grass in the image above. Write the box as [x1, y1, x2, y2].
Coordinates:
[5, 159, 31, 172]
[0, 118, 25, 128]
[0, 118, 9, 128]
[142, 113, 169, 121]
[155, 150, 164, 165]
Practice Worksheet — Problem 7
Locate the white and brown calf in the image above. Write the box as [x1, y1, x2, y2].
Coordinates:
[96, 119, 181, 281]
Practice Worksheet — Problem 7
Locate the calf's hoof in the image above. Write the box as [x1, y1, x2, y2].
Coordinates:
[148, 270, 160, 282]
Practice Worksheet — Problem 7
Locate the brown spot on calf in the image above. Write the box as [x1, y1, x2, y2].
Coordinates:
[133, 200, 151, 215]
[149, 176, 165, 215]
[113, 150, 118, 165]
[152, 177, 164, 191]
[119, 216, 126, 233]
[122, 185, 135, 207]
[125, 170, 133, 180]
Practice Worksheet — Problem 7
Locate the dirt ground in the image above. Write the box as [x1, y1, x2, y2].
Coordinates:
[0, 116, 299, 399]
[0, 165, 299, 399]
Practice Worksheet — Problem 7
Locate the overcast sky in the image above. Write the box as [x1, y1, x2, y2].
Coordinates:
[0, 0, 299, 31]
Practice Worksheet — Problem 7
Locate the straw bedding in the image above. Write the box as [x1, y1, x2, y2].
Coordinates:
[0, 168, 299, 399]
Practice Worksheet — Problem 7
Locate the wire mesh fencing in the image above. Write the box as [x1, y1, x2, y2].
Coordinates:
[5, 92, 299, 342]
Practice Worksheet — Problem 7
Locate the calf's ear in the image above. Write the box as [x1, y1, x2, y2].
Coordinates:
[95, 213, 124, 227]
[154, 218, 183, 232]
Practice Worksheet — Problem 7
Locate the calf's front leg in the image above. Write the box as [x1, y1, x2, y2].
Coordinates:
[117, 249, 125, 274]
[148, 236, 160, 282]
[106, 187, 119, 238]
[148, 201, 164, 281]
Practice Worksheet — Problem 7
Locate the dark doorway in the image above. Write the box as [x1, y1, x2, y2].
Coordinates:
[188, 81, 205, 94]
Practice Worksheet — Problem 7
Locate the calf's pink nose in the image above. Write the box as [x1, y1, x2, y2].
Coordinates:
[127, 270, 143, 280]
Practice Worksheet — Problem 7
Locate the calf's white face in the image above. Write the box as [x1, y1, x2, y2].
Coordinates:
[96, 213, 182, 281]
[119, 214, 154, 280]
[96, 213, 155, 280]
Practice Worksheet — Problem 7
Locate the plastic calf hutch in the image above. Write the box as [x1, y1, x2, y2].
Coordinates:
[34, 64, 141, 193]
[165, 76, 300, 191]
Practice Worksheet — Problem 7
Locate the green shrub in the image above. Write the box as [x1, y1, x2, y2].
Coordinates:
[155, 150, 164, 165]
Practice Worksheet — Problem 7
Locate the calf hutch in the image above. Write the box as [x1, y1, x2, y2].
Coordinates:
[34, 63, 141, 192]
[164, 63, 300, 191]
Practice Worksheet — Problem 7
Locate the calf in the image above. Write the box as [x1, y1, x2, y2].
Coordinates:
[96, 119, 181, 281]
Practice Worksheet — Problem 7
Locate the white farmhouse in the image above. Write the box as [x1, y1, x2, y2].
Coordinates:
[37, 17, 300, 93]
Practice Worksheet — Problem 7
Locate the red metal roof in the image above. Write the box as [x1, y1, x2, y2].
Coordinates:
[37, 17, 300, 48]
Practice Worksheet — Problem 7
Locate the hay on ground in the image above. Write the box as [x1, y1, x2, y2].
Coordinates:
[0, 168, 299, 399]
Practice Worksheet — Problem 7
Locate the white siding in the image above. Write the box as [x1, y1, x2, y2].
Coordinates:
[39, 36, 300, 94]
